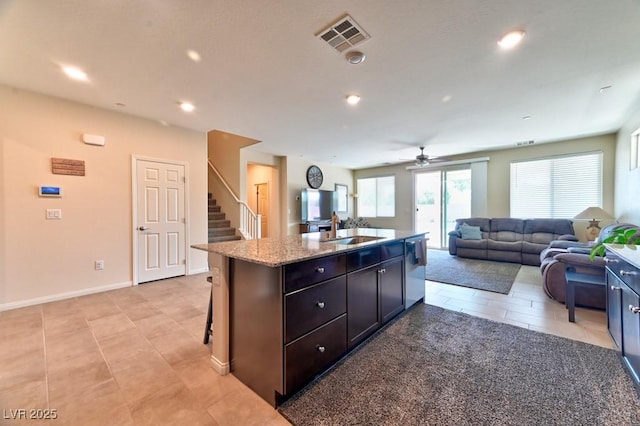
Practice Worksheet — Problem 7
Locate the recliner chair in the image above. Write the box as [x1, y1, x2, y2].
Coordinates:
[539, 223, 640, 308]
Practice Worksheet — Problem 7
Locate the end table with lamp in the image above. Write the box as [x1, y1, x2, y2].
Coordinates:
[573, 206, 615, 242]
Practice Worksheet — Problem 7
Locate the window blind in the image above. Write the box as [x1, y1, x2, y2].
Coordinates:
[510, 151, 603, 218]
[357, 176, 395, 217]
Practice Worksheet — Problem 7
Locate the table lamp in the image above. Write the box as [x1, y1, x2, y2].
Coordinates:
[573, 206, 615, 241]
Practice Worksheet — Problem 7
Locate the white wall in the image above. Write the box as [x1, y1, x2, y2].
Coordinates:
[284, 158, 354, 235]
[0, 86, 208, 309]
[614, 104, 640, 224]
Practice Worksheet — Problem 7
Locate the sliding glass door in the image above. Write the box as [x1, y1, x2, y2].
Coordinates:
[414, 168, 471, 248]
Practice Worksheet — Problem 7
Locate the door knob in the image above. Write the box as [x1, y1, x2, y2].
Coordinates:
[137, 226, 150, 231]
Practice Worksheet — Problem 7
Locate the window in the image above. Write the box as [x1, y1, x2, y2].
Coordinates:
[631, 128, 640, 170]
[357, 176, 395, 217]
[510, 152, 603, 218]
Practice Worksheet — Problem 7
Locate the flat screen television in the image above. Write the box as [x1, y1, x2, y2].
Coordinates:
[301, 188, 335, 222]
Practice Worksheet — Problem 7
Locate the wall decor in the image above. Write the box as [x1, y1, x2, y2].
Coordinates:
[51, 158, 85, 176]
[306, 165, 323, 189]
[335, 183, 348, 213]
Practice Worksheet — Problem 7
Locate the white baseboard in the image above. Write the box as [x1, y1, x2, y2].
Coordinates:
[189, 267, 209, 275]
[0, 281, 133, 312]
[210, 354, 230, 375]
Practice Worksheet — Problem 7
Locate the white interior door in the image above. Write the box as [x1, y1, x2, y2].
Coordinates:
[135, 159, 186, 283]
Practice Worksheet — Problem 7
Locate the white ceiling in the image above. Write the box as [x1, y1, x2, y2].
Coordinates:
[2, 0, 640, 169]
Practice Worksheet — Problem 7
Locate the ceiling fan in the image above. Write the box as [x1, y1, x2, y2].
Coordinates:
[409, 146, 442, 167]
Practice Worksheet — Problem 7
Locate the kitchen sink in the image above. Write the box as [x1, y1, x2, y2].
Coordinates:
[333, 235, 384, 245]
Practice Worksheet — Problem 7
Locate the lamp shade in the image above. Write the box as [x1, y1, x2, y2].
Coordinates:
[573, 206, 614, 220]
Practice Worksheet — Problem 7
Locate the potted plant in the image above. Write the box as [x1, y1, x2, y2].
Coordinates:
[589, 228, 640, 260]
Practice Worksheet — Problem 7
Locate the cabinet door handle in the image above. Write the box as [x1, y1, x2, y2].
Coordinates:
[621, 270, 638, 277]
[317, 345, 326, 353]
[316, 266, 325, 273]
[316, 301, 325, 308]
[629, 305, 640, 314]
[611, 285, 621, 291]
[378, 268, 386, 274]
[604, 257, 619, 264]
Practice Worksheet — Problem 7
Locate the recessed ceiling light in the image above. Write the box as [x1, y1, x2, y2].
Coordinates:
[441, 94, 452, 103]
[498, 30, 525, 49]
[62, 65, 88, 81]
[186, 50, 201, 62]
[179, 102, 195, 112]
[346, 94, 361, 105]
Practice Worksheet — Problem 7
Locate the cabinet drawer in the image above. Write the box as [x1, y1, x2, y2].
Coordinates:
[381, 240, 404, 260]
[284, 314, 347, 394]
[606, 253, 640, 294]
[284, 254, 346, 293]
[347, 246, 381, 271]
[284, 276, 347, 343]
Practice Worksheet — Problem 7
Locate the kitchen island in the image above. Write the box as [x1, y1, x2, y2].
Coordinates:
[192, 228, 427, 406]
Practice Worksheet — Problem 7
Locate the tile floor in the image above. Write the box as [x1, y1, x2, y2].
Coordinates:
[0, 262, 613, 425]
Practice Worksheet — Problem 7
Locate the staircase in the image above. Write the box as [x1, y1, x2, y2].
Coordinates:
[208, 194, 241, 243]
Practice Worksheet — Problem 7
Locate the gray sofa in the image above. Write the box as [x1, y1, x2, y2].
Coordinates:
[539, 223, 640, 309]
[448, 218, 576, 266]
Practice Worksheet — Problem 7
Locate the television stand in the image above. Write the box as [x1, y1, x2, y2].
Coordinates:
[299, 220, 332, 234]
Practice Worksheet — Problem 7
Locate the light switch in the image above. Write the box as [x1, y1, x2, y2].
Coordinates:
[46, 209, 62, 220]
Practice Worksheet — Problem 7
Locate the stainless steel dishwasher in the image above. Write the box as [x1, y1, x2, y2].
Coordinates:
[405, 235, 427, 308]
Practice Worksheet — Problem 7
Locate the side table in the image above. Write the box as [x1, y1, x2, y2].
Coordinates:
[565, 267, 606, 322]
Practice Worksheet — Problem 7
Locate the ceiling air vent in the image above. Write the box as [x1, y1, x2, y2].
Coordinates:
[516, 140, 535, 147]
[316, 14, 370, 53]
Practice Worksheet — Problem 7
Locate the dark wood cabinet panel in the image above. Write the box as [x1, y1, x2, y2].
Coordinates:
[607, 272, 623, 349]
[284, 253, 346, 293]
[347, 265, 380, 348]
[347, 246, 381, 271]
[606, 249, 640, 387]
[284, 314, 347, 394]
[621, 282, 640, 382]
[284, 276, 347, 343]
[381, 240, 404, 260]
[380, 257, 404, 324]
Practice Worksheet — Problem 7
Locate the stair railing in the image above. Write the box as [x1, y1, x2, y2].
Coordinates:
[207, 159, 262, 240]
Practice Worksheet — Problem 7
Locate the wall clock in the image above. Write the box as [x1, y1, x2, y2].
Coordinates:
[306, 165, 323, 189]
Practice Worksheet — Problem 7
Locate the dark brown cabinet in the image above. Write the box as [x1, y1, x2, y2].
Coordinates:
[606, 249, 640, 386]
[380, 256, 404, 324]
[347, 243, 404, 348]
[347, 265, 380, 348]
[229, 236, 421, 407]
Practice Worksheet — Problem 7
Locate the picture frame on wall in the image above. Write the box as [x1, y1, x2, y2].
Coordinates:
[335, 183, 348, 214]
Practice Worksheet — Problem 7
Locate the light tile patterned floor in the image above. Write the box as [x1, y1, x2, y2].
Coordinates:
[0, 263, 613, 425]
[426, 263, 614, 349]
[0, 274, 290, 426]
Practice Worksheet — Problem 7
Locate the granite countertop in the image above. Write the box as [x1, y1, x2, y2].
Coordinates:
[191, 228, 427, 267]
[606, 244, 640, 269]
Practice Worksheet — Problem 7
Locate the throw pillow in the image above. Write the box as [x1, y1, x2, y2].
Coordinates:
[460, 223, 482, 240]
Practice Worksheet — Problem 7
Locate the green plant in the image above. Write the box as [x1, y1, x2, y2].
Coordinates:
[589, 228, 640, 260]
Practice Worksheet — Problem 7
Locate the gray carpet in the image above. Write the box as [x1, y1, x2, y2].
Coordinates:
[279, 304, 640, 426]
[424, 249, 520, 294]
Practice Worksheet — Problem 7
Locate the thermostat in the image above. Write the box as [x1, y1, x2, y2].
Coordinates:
[39, 186, 62, 197]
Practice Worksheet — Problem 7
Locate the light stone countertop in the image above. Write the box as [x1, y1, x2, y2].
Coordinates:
[191, 228, 427, 267]
[606, 244, 640, 269]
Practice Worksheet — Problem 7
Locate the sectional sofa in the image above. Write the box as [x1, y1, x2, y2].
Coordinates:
[448, 217, 576, 266]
